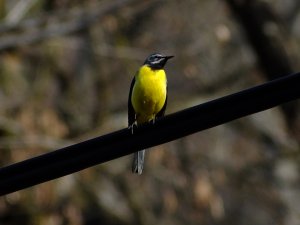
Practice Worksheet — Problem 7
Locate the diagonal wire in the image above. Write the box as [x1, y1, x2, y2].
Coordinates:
[0, 72, 299, 195]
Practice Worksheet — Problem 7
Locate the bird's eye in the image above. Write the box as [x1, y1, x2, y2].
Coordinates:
[151, 56, 157, 60]
[146, 54, 163, 64]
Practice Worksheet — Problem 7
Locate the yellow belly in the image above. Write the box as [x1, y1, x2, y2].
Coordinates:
[131, 65, 167, 124]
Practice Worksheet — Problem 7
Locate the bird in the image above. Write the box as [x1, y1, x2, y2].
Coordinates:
[128, 53, 174, 174]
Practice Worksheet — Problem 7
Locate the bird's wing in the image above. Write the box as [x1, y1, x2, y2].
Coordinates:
[128, 77, 136, 126]
[156, 84, 168, 118]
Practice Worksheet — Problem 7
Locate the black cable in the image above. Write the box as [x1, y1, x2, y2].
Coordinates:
[0, 72, 299, 195]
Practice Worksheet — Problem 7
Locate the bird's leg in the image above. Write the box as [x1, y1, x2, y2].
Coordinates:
[128, 121, 138, 134]
[150, 117, 156, 124]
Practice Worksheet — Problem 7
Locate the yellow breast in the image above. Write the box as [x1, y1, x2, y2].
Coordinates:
[131, 65, 167, 123]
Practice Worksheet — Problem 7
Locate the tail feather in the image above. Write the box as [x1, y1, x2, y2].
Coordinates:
[132, 150, 145, 174]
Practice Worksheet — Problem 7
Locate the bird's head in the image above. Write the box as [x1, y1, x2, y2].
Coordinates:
[143, 53, 174, 69]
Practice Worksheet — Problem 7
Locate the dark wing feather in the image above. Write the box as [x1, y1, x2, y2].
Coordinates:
[128, 77, 136, 126]
[156, 84, 168, 118]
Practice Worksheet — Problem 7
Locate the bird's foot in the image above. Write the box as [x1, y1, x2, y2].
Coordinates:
[128, 122, 137, 134]
[150, 118, 156, 124]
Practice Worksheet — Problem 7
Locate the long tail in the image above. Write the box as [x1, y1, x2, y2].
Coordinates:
[132, 150, 145, 174]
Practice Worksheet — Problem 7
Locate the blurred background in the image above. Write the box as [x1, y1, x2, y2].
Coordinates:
[0, 0, 300, 224]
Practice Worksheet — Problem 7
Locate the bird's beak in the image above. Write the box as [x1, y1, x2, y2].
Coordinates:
[164, 55, 174, 60]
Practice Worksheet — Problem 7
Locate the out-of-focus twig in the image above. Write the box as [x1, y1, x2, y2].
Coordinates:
[5, 0, 39, 25]
[0, 0, 146, 51]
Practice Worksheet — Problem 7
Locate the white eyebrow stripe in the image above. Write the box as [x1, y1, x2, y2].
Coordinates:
[151, 58, 164, 64]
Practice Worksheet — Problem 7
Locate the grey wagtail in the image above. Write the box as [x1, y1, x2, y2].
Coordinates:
[128, 53, 174, 174]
